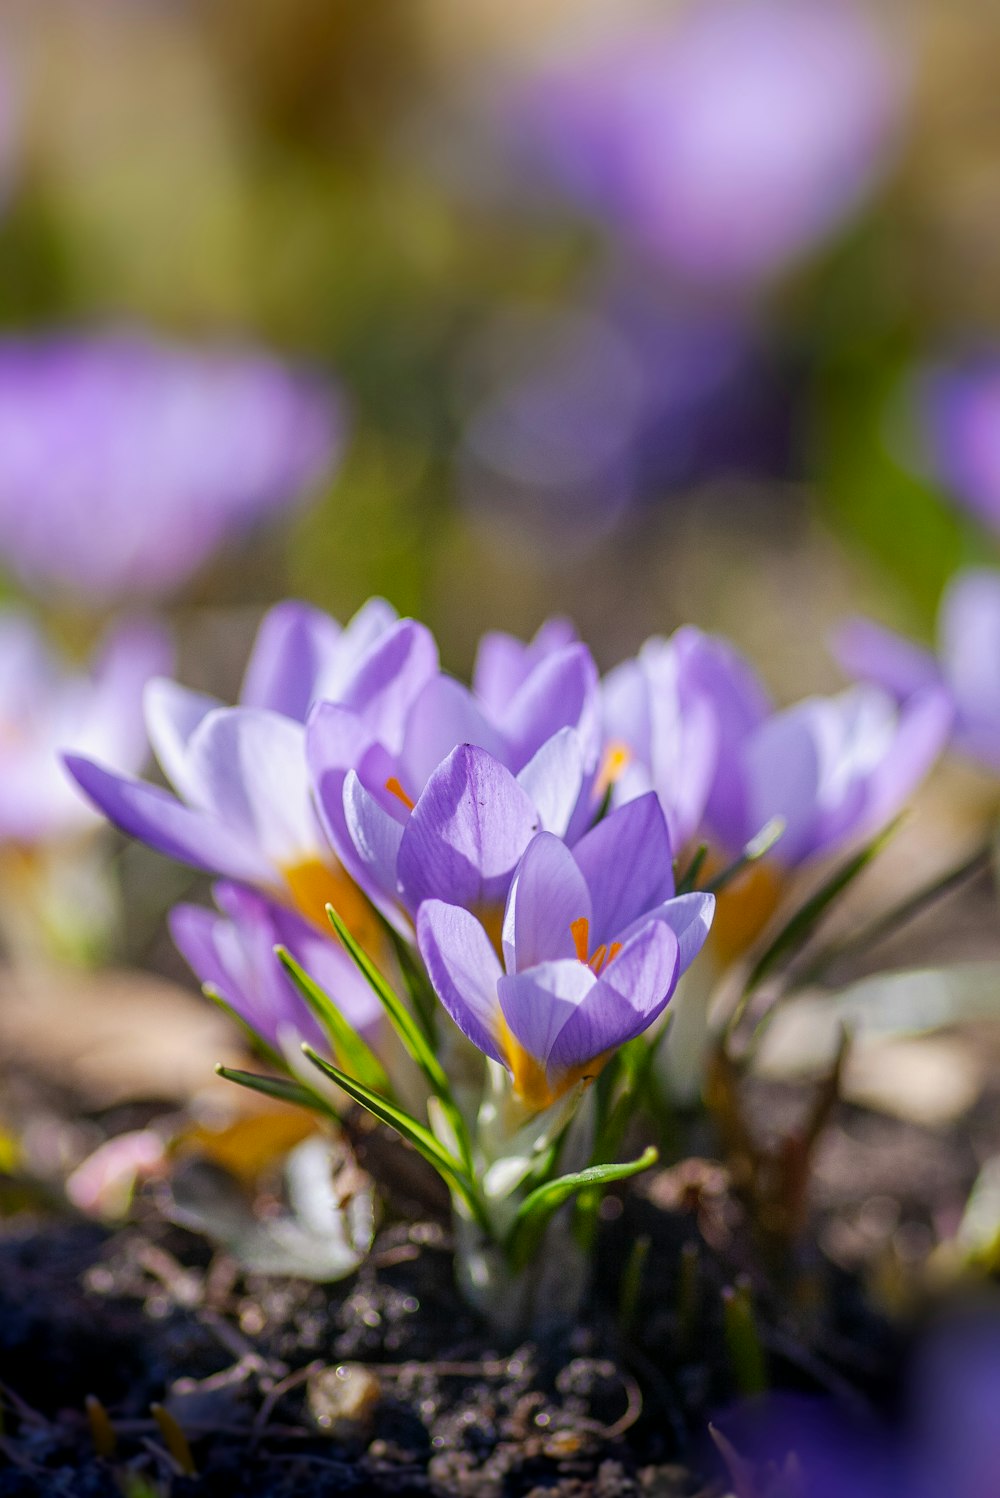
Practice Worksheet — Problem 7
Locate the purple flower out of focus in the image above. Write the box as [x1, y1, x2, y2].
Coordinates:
[417, 794, 714, 1110]
[171, 882, 382, 1062]
[605, 626, 950, 869]
[0, 332, 344, 604]
[911, 359, 1000, 534]
[719, 1313, 1000, 1498]
[0, 612, 169, 846]
[519, 0, 901, 287]
[837, 568, 1000, 771]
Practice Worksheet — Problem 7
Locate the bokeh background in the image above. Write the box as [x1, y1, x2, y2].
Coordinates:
[3, 0, 1000, 976]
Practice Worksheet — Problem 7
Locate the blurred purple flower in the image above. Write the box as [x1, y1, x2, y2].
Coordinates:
[417, 794, 713, 1109]
[65, 600, 426, 935]
[0, 612, 169, 845]
[0, 332, 344, 604]
[518, 0, 902, 287]
[718, 1312, 1000, 1498]
[457, 298, 795, 551]
[911, 360, 1000, 534]
[837, 568, 1000, 770]
[171, 881, 382, 1060]
[607, 627, 949, 868]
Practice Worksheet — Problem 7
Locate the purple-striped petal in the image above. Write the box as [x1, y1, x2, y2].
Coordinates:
[834, 616, 941, 702]
[501, 830, 591, 973]
[397, 744, 540, 912]
[501, 642, 600, 771]
[342, 769, 406, 905]
[516, 727, 590, 838]
[473, 618, 577, 714]
[416, 899, 505, 1064]
[65, 754, 274, 883]
[398, 674, 506, 794]
[240, 601, 343, 720]
[337, 617, 438, 752]
[144, 677, 220, 803]
[548, 919, 680, 1076]
[187, 707, 318, 866]
[618, 890, 715, 975]
[573, 791, 675, 944]
[497, 959, 597, 1077]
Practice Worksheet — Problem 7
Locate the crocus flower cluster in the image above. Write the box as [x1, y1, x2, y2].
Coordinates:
[0, 333, 343, 604]
[66, 598, 949, 1319]
[514, 0, 902, 289]
[838, 568, 1000, 772]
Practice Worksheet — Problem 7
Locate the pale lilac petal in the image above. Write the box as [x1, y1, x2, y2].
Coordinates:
[861, 685, 951, 836]
[416, 899, 505, 1064]
[267, 898, 383, 1046]
[398, 675, 506, 794]
[497, 959, 596, 1075]
[240, 601, 342, 720]
[144, 677, 219, 803]
[834, 616, 941, 701]
[736, 702, 826, 864]
[65, 755, 274, 883]
[307, 701, 378, 858]
[516, 727, 589, 838]
[501, 830, 591, 973]
[501, 642, 601, 771]
[473, 618, 577, 714]
[573, 792, 675, 943]
[547, 919, 680, 1075]
[342, 769, 406, 905]
[940, 570, 1000, 726]
[337, 618, 439, 752]
[186, 708, 318, 866]
[619, 891, 715, 975]
[397, 745, 540, 912]
[602, 657, 652, 766]
[61, 619, 172, 781]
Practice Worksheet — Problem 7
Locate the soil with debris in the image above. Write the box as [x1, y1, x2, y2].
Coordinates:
[0, 1101, 924, 1498]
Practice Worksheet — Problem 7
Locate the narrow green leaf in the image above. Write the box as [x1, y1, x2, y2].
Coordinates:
[384, 921, 438, 1040]
[325, 903, 477, 1176]
[214, 1063, 338, 1119]
[325, 904, 448, 1094]
[705, 818, 785, 894]
[506, 1146, 658, 1270]
[274, 945, 390, 1095]
[301, 1045, 487, 1230]
[676, 843, 709, 895]
[744, 820, 899, 996]
[203, 985, 283, 1069]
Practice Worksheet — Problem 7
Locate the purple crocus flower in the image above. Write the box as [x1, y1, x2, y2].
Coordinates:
[170, 882, 382, 1060]
[65, 602, 433, 935]
[417, 794, 714, 1110]
[0, 332, 344, 604]
[607, 626, 949, 869]
[309, 628, 601, 929]
[518, 0, 901, 287]
[837, 568, 1000, 770]
[0, 612, 169, 846]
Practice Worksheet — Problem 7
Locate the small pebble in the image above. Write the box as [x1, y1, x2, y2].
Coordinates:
[308, 1362, 382, 1439]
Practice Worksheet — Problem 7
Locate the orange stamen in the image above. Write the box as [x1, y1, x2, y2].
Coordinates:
[595, 740, 633, 802]
[606, 941, 622, 966]
[385, 776, 415, 812]
[588, 943, 608, 975]
[570, 916, 590, 963]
